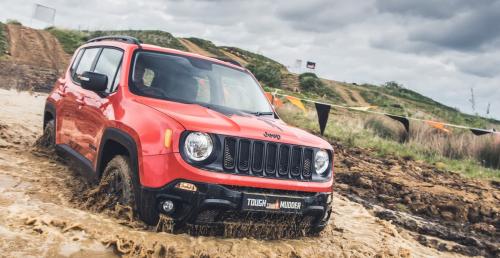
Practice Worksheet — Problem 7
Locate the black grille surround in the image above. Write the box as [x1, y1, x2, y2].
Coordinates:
[180, 132, 332, 182]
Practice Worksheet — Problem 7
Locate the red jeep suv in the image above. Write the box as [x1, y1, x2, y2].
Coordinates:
[43, 36, 333, 233]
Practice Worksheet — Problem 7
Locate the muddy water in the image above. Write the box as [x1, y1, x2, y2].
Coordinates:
[0, 89, 463, 257]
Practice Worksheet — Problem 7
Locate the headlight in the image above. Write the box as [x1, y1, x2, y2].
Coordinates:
[314, 150, 329, 175]
[184, 132, 213, 161]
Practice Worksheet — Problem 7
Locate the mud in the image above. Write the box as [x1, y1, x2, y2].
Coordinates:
[0, 89, 486, 257]
[333, 143, 499, 257]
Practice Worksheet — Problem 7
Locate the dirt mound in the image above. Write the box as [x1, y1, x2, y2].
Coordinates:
[0, 25, 69, 92]
[4, 24, 70, 70]
[333, 142, 499, 257]
[178, 38, 215, 57]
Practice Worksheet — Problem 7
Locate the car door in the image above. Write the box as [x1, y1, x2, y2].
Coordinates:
[58, 47, 101, 151]
[75, 47, 123, 163]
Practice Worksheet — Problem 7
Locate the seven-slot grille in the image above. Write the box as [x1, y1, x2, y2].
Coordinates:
[222, 136, 315, 180]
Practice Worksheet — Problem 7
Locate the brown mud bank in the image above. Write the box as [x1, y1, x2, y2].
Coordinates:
[334, 143, 499, 257]
[0, 89, 480, 257]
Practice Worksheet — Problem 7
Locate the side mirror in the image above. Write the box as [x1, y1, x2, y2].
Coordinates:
[79, 71, 108, 92]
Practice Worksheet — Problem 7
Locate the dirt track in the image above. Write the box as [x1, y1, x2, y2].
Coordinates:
[0, 89, 473, 257]
[4, 24, 69, 70]
[0, 25, 70, 92]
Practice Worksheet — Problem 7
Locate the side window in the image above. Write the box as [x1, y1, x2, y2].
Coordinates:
[73, 48, 100, 83]
[93, 48, 123, 93]
[70, 49, 84, 74]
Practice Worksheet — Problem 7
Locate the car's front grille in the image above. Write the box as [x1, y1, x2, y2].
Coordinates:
[222, 136, 316, 181]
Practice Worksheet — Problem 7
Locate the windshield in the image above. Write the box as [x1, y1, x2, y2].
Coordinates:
[129, 51, 273, 115]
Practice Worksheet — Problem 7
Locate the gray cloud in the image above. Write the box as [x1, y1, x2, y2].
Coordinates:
[276, 0, 376, 32]
[408, 1, 500, 51]
[375, 0, 495, 19]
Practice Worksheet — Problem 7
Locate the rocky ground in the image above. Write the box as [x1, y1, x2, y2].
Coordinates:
[0, 89, 482, 257]
[334, 143, 499, 257]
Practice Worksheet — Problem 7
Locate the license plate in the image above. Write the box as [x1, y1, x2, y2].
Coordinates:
[242, 193, 304, 213]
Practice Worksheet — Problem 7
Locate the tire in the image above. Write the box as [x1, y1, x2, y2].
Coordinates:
[40, 120, 55, 148]
[101, 155, 135, 208]
[101, 155, 159, 225]
[138, 187, 160, 225]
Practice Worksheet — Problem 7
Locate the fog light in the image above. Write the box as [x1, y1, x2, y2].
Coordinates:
[161, 200, 175, 213]
[175, 182, 197, 192]
[326, 194, 332, 204]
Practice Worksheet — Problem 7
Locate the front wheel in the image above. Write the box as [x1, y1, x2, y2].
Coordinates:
[101, 155, 160, 225]
[39, 120, 55, 148]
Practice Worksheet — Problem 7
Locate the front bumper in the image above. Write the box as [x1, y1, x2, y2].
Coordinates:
[145, 179, 332, 231]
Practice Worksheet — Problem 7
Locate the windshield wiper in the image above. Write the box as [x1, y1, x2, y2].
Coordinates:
[249, 111, 275, 116]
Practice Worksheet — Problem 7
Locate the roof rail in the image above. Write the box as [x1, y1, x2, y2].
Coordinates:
[86, 35, 142, 46]
[215, 57, 243, 67]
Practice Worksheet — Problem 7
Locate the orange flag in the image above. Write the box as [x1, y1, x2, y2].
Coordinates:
[426, 121, 451, 134]
[265, 92, 273, 102]
[265, 92, 284, 108]
[272, 96, 283, 108]
[286, 96, 307, 113]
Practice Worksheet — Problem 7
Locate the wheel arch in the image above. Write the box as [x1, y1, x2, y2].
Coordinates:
[96, 128, 140, 181]
[43, 102, 56, 129]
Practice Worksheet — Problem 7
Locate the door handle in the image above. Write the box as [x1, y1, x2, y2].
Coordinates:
[76, 96, 85, 105]
[58, 84, 68, 97]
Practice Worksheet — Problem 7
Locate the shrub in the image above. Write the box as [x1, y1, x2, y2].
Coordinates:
[364, 117, 406, 142]
[246, 62, 282, 88]
[6, 19, 22, 26]
[478, 140, 500, 169]
[299, 72, 323, 91]
[0, 22, 7, 56]
[299, 72, 318, 80]
[300, 76, 323, 91]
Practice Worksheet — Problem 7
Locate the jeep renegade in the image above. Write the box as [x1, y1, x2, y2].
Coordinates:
[43, 36, 333, 233]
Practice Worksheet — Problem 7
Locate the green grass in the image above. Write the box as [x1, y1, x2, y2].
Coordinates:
[0, 21, 8, 57]
[45, 27, 88, 53]
[220, 46, 286, 71]
[278, 106, 500, 181]
[359, 90, 408, 116]
[357, 82, 500, 128]
[247, 61, 282, 88]
[185, 37, 226, 57]
[90, 30, 187, 51]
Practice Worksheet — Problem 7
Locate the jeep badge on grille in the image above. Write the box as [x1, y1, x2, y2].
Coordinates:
[263, 132, 281, 140]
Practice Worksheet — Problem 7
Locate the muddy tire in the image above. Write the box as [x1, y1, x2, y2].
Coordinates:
[101, 155, 135, 208]
[101, 155, 159, 225]
[138, 188, 160, 225]
[40, 120, 55, 148]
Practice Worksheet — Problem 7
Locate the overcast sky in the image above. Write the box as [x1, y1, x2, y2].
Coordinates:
[1, 0, 500, 120]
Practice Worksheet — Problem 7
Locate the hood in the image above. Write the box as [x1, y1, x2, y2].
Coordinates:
[134, 97, 331, 149]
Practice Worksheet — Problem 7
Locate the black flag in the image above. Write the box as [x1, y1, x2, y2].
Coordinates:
[470, 128, 495, 136]
[315, 103, 331, 135]
[386, 114, 410, 140]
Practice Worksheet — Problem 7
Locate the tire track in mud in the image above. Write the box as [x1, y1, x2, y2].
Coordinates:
[0, 89, 470, 257]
